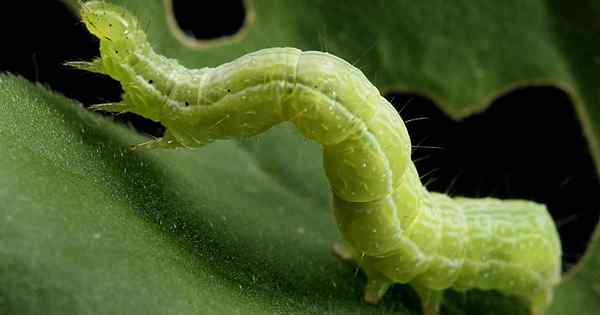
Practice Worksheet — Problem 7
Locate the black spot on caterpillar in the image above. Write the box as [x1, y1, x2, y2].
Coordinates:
[67, 2, 562, 314]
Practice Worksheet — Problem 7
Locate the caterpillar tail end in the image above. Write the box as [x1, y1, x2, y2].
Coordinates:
[64, 59, 105, 75]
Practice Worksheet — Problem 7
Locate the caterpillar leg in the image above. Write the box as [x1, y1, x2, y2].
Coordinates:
[89, 102, 130, 113]
[64, 58, 105, 74]
[333, 242, 355, 261]
[131, 131, 183, 151]
[413, 285, 443, 315]
[363, 270, 394, 304]
[530, 289, 552, 315]
[332, 243, 393, 304]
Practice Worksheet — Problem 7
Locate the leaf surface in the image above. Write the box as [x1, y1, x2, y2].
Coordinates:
[2, 0, 600, 314]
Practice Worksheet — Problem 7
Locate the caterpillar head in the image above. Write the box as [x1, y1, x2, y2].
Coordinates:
[80, 1, 139, 43]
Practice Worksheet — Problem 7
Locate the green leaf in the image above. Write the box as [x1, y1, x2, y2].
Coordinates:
[118, 0, 600, 312]
[0, 74, 406, 314]
[0, 74, 529, 314]
[2, 0, 600, 314]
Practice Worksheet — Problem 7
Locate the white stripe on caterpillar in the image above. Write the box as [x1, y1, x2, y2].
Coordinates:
[67, 2, 562, 314]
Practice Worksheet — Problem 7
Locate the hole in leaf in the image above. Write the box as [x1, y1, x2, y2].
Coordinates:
[171, 0, 246, 40]
[387, 87, 600, 270]
[0, 1, 122, 105]
[1, 1, 164, 137]
[6, 0, 597, 276]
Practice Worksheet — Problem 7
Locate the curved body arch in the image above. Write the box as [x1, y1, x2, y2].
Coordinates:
[68, 2, 562, 314]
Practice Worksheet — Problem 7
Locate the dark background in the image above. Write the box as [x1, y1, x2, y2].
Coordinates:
[1, 0, 598, 270]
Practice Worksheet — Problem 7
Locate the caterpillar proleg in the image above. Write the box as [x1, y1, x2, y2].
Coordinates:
[68, 2, 562, 314]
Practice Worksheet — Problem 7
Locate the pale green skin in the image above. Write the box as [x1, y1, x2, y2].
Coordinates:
[69, 2, 562, 314]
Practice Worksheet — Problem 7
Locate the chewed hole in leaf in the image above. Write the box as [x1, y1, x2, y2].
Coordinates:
[1, 1, 121, 104]
[387, 86, 600, 271]
[167, 0, 253, 47]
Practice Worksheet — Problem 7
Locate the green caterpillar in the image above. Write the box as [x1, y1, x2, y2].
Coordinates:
[67, 2, 562, 314]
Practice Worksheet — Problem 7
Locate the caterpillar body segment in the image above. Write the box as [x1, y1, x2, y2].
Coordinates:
[71, 2, 562, 314]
